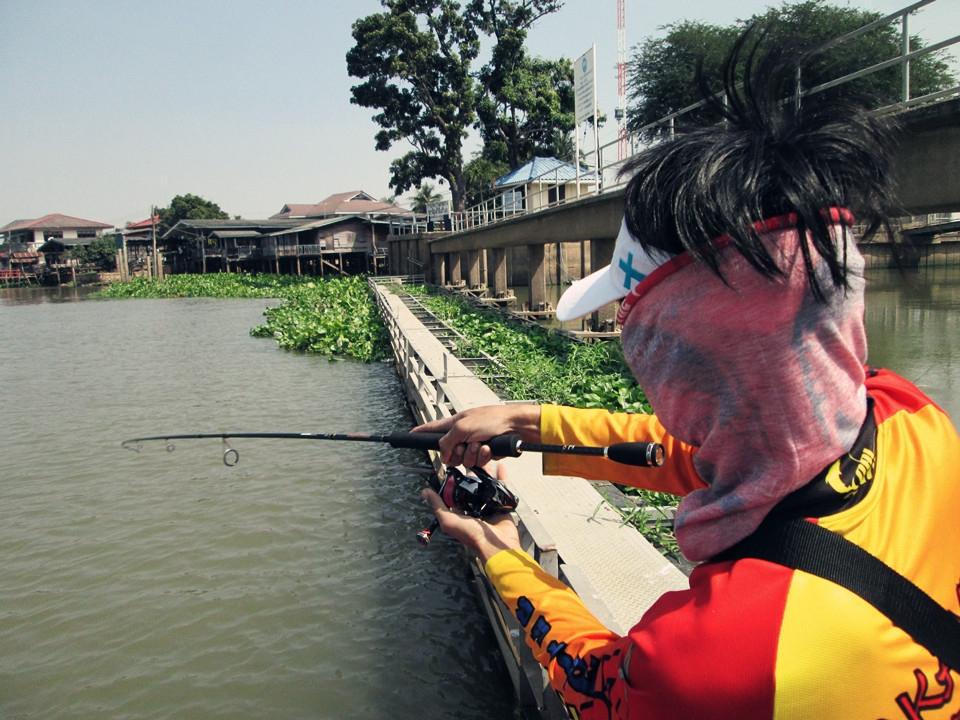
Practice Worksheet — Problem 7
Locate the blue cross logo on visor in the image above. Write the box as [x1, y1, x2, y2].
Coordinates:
[619, 252, 647, 290]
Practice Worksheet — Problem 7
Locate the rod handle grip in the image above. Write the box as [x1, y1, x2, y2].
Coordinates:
[387, 432, 444, 451]
[607, 442, 665, 468]
[486, 433, 523, 458]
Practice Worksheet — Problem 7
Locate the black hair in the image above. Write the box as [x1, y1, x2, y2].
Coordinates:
[621, 25, 900, 299]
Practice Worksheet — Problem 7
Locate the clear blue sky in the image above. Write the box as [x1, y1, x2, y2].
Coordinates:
[1, 0, 956, 227]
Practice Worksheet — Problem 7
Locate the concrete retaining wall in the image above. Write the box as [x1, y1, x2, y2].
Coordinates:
[370, 277, 687, 718]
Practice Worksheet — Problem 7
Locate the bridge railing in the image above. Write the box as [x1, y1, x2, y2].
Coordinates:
[448, 0, 959, 233]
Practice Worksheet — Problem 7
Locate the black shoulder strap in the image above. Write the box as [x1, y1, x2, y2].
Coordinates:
[719, 518, 960, 670]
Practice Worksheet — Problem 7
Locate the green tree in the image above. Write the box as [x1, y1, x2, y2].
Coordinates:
[347, 0, 481, 212]
[346, 0, 566, 210]
[463, 154, 509, 207]
[627, 21, 739, 133]
[156, 194, 229, 235]
[410, 183, 444, 214]
[470, 0, 573, 169]
[71, 234, 118, 271]
[627, 1, 956, 135]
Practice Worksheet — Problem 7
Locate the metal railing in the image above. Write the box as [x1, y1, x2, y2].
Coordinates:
[386, 216, 432, 235]
[262, 243, 371, 257]
[447, 0, 958, 233]
[271, 244, 327, 257]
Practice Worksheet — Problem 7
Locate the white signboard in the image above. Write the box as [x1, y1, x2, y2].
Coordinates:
[574, 46, 597, 125]
[425, 198, 450, 221]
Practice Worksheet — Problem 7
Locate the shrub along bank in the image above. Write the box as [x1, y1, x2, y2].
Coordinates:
[401, 285, 649, 412]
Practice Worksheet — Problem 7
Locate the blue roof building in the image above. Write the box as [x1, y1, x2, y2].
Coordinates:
[490, 157, 599, 214]
[493, 156, 599, 189]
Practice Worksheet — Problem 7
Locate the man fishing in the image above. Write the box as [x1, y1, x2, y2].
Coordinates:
[417, 29, 960, 719]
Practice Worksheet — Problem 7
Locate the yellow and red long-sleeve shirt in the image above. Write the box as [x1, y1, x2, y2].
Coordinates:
[485, 369, 960, 719]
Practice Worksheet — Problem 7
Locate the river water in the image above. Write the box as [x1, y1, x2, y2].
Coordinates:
[862, 266, 959, 426]
[0, 295, 515, 719]
[0, 265, 956, 719]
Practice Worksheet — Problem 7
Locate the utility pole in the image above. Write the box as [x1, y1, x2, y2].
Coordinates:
[151, 206, 160, 280]
[616, 0, 628, 161]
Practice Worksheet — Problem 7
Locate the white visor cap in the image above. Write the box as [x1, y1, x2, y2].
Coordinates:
[555, 218, 673, 321]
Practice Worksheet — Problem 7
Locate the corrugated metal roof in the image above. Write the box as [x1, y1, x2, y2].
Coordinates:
[162, 218, 303, 239]
[267, 215, 358, 236]
[494, 157, 599, 188]
[210, 230, 263, 239]
[125, 216, 160, 230]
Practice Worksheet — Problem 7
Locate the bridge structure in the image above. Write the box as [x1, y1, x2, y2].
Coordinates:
[385, 0, 960, 327]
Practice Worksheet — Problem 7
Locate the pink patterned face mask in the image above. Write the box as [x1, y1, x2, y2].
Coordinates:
[619, 218, 868, 561]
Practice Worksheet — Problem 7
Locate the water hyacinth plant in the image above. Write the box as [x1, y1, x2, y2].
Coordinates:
[250, 276, 388, 362]
[97, 273, 308, 299]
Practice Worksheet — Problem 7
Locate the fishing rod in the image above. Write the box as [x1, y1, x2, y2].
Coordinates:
[122, 430, 665, 546]
[121, 430, 666, 469]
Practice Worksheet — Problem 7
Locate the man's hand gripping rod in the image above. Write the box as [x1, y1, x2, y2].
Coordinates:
[409, 432, 665, 546]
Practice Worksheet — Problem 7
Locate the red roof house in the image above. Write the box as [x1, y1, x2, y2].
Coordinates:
[1, 213, 113, 249]
[271, 191, 413, 219]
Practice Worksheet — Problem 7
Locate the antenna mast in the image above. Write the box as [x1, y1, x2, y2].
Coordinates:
[616, 0, 628, 161]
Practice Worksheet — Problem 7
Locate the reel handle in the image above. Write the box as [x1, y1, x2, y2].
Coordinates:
[417, 519, 440, 545]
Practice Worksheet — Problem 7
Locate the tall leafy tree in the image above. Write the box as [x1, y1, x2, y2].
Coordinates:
[470, 0, 572, 169]
[627, 21, 740, 134]
[627, 1, 956, 136]
[156, 194, 229, 235]
[347, 1, 567, 210]
[347, 0, 481, 211]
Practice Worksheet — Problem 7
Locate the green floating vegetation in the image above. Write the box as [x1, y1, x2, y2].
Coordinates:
[401, 284, 650, 413]
[250, 276, 388, 362]
[97, 272, 308, 299]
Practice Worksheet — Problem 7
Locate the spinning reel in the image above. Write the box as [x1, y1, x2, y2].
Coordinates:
[417, 465, 519, 545]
